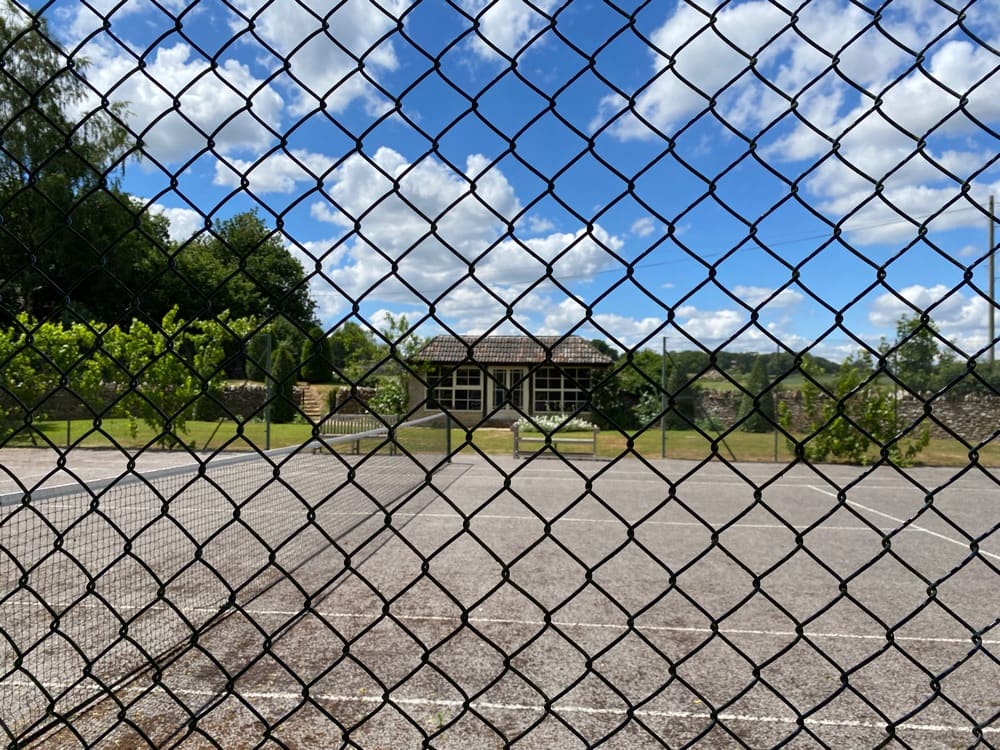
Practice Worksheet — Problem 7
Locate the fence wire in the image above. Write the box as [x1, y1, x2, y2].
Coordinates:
[1, 0, 999, 747]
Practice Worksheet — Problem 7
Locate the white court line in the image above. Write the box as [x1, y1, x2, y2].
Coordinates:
[807, 485, 1000, 563]
[494, 469, 966, 493]
[5, 681, 996, 736]
[214, 610, 1000, 647]
[505, 475, 920, 491]
[12, 602, 996, 645]
[402, 511, 895, 533]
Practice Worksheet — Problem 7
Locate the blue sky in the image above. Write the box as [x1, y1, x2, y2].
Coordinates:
[28, 0, 1000, 358]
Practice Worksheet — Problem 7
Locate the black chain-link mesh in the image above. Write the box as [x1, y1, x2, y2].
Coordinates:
[1, 0, 998, 747]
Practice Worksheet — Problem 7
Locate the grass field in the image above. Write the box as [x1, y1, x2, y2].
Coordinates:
[14, 417, 998, 467]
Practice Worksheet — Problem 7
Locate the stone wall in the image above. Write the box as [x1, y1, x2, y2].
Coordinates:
[4, 384, 279, 422]
[12, 384, 997, 441]
[698, 389, 998, 443]
[6, 382, 383, 423]
[328, 385, 376, 414]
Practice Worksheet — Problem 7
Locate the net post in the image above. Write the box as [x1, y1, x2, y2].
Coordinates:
[446, 412, 452, 462]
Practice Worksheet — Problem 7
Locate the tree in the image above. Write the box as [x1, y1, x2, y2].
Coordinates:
[0, 309, 250, 446]
[376, 313, 427, 413]
[0, 1, 148, 322]
[328, 321, 381, 381]
[173, 212, 317, 331]
[889, 314, 947, 395]
[268, 343, 300, 424]
[591, 348, 661, 429]
[240, 317, 305, 422]
[368, 379, 407, 416]
[738, 356, 775, 432]
[98, 309, 243, 445]
[780, 353, 929, 465]
[299, 325, 333, 384]
[0, 315, 105, 442]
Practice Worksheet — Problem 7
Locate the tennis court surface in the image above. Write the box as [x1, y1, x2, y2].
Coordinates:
[2, 437, 998, 748]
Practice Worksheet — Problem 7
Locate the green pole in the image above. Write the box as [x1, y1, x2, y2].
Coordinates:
[774, 344, 779, 462]
[265, 331, 272, 451]
[661, 336, 667, 459]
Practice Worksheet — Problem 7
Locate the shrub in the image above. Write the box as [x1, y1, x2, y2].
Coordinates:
[299, 326, 333, 383]
[369, 378, 407, 416]
[780, 354, 929, 465]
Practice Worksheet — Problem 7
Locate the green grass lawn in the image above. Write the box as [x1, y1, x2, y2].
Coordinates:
[455, 426, 999, 466]
[15, 418, 999, 467]
[31, 418, 316, 452]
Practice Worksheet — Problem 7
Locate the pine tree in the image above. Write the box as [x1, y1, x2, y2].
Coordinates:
[739, 356, 775, 432]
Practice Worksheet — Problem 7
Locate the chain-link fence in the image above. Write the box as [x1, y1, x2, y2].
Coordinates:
[1, 0, 998, 747]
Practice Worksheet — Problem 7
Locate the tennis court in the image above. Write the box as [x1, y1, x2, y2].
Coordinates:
[2, 436, 997, 749]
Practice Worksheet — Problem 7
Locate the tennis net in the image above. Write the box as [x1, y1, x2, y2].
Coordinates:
[0, 412, 451, 743]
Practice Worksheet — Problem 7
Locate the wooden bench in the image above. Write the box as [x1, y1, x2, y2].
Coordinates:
[318, 413, 398, 454]
[512, 423, 600, 459]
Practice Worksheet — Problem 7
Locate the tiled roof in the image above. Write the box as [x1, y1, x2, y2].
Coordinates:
[416, 335, 613, 365]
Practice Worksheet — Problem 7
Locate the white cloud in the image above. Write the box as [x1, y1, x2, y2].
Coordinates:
[56, 0, 404, 164]
[869, 284, 989, 353]
[523, 216, 555, 234]
[74, 40, 285, 163]
[230, 0, 406, 115]
[460, 0, 559, 61]
[600, 1, 1000, 243]
[148, 204, 205, 242]
[631, 217, 657, 238]
[214, 150, 338, 194]
[310, 202, 347, 226]
[957, 243, 982, 259]
[675, 305, 745, 342]
[537, 299, 663, 346]
[731, 285, 804, 309]
[594, 0, 795, 138]
[601, 0, 966, 141]
[57, 0, 154, 42]
[536, 296, 814, 351]
[262, 147, 629, 332]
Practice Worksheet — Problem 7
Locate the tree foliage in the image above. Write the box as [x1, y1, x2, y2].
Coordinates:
[887, 314, 951, 395]
[169, 212, 317, 331]
[662, 364, 700, 430]
[328, 321, 381, 381]
[0, 315, 104, 441]
[780, 354, 929, 465]
[241, 317, 305, 423]
[738, 356, 776, 432]
[368, 379, 407, 417]
[0, 1, 160, 322]
[268, 342, 299, 424]
[0, 309, 253, 445]
[299, 325, 333, 384]
[376, 313, 427, 413]
[592, 349, 661, 428]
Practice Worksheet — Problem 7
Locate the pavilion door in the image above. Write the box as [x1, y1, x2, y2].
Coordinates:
[491, 368, 527, 413]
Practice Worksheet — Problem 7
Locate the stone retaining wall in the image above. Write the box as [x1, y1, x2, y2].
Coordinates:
[699, 389, 998, 443]
[5, 383, 381, 423]
[10, 385, 997, 441]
